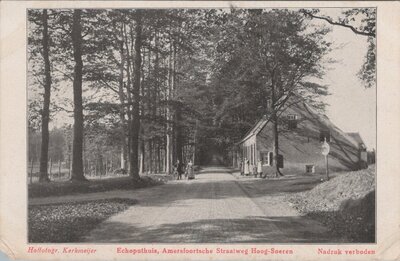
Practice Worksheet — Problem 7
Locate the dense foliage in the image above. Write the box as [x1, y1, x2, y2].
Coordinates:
[28, 8, 374, 179]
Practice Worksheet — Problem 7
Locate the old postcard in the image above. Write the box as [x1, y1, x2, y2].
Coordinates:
[0, 1, 399, 260]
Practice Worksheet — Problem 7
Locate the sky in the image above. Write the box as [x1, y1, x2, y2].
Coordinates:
[311, 9, 376, 149]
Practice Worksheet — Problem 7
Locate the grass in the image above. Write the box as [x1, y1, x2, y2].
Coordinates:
[28, 198, 137, 243]
[29, 176, 164, 198]
[287, 165, 375, 242]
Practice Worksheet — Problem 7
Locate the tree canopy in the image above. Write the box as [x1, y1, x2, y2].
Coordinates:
[27, 8, 373, 180]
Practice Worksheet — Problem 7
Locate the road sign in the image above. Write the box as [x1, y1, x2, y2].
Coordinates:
[321, 139, 330, 156]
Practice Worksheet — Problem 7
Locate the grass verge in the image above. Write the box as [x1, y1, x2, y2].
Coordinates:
[29, 176, 163, 198]
[28, 198, 137, 243]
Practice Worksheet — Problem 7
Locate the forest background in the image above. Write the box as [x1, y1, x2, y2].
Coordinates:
[27, 8, 376, 182]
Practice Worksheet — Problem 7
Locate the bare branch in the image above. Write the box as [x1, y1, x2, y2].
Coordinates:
[53, 66, 74, 82]
[302, 10, 375, 37]
[34, 75, 45, 87]
[98, 79, 121, 95]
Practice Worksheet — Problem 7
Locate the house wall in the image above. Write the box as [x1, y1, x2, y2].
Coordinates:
[255, 102, 361, 175]
[228, 147, 241, 168]
[240, 135, 257, 167]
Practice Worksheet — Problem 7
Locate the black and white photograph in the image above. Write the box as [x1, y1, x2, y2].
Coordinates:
[25, 7, 378, 245]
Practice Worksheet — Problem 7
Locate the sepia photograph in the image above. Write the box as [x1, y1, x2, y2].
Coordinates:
[26, 7, 377, 245]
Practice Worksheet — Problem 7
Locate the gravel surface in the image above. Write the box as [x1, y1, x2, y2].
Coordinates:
[83, 167, 342, 243]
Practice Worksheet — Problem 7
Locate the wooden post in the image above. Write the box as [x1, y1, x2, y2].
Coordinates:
[49, 158, 53, 179]
[105, 157, 108, 176]
[68, 158, 72, 179]
[193, 119, 198, 165]
[110, 157, 112, 175]
[58, 160, 61, 178]
[325, 155, 329, 180]
[87, 160, 90, 177]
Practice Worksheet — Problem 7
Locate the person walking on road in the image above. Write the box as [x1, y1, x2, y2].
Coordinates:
[174, 160, 184, 180]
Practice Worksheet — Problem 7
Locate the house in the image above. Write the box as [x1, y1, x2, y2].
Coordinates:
[235, 97, 367, 175]
[347, 132, 368, 166]
[347, 132, 366, 149]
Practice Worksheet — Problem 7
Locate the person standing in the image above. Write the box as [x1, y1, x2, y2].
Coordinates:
[186, 160, 194, 179]
[239, 159, 244, 176]
[174, 160, 184, 180]
[257, 159, 263, 178]
[244, 158, 250, 176]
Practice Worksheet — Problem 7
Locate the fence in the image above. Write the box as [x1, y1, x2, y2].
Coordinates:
[28, 158, 127, 184]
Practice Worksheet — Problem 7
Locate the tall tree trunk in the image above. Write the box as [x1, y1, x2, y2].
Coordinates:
[70, 9, 86, 181]
[118, 35, 127, 170]
[193, 119, 198, 165]
[139, 139, 144, 174]
[129, 11, 142, 179]
[123, 23, 133, 173]
[172, 43, 183, 164]
[271, 78, 283, 177]
[39, 9, 51, 182]
[157, 141, 161, 173]
[153, 30, 160, 173]
[166, 47, 173, 174]
[145, 43, 153, 174]
[175, 106, 183, 163]
[149, 139, 154, 173]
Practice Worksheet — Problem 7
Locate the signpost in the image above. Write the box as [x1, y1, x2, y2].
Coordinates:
[321, 138, 330, 180]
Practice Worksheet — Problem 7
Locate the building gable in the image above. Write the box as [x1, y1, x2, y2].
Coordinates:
[238, 96, 362, 173]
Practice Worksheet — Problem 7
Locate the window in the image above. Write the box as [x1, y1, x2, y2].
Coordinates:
[261, 153, 268, 166]
[269, 152, 273, 166]
[261, 152, 273, 166]
[319, 130, 331, 142]
[287, 114, 298, 129]
[305, 164, 315, 173]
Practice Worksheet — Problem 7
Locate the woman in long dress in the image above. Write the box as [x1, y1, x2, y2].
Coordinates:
[257, 159, 263, 178]
[244, 158, 250, 176]
[186, 160, 194, 179]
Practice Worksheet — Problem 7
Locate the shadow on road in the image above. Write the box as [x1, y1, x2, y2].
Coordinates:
[78, 167, 347, 243]
[85, 215, 343, 243]
[131, 176, 322, 207]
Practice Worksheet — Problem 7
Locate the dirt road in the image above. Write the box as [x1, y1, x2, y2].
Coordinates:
[83, 166, 342, 243]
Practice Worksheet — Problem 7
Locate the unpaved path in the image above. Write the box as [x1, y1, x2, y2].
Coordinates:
[79, 166, 342, 243]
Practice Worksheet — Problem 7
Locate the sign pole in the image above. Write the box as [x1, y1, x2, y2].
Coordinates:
[321, 137, 330, 181]
[325, 155, 329, 180]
